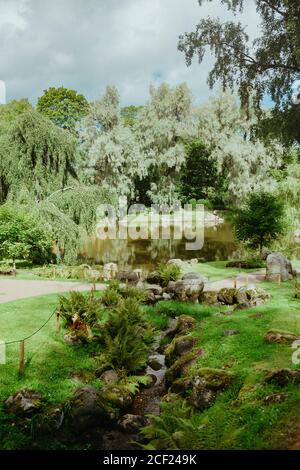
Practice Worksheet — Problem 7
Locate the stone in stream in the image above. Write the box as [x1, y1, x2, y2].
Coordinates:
[266, 252, 294, 281]
[5, 389, 43, 417]
[68, 386, 117, 432]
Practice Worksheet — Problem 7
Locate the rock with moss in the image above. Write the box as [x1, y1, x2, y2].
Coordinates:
[218, 288, 246, 305]
[264, 330, 300, 344]
[101, 385, 134, 410]
[200, 291, 219, 306]
[173, 315, 196, 335]
[5, 390, 43, 417]
[173, 278, 205, 303]
[68, 386, 116, 432]
[264, 368, 300, 387]
[169, 378, 192, 396]
[35, 404, 64, 434]
[189, 368, 235, 410]
[100, 369, 119, 384]
[165, 348, 204, 385]
[165, 335, 196, 366]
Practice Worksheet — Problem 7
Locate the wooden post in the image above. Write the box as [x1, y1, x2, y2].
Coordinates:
[56, 313, 60, 335]
[278, 273, 281, 287]
[19, 340, 25, 375]
[234, 277, 237, 289]
[246, 274, 249, 287]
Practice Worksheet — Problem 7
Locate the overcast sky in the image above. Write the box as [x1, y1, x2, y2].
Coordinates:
[0, 0, 259, 106]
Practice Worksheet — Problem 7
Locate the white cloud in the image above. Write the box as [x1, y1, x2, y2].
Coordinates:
[0, 0, 259, 105]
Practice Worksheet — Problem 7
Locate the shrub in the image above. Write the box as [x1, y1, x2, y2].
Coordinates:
[57, 291, 103, 330]
[158, 264, 181, 286]
[0, 205, 52, 264]
[101, 298, 152, 373]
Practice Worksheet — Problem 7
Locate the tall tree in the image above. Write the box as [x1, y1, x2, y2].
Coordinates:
[80, 86, 146, 198]
[37, 86, 89, 134]
[178, 1, 300, 111]
[134, 83, 193, 204]
[0, 108, 78, 201]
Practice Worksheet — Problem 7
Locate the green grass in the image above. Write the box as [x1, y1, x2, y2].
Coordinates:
[182, 260, 264, 281]
[0, 293, 102, 404]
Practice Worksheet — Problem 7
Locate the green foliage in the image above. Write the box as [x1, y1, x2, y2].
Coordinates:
[232, 192, 286, 252]
[37, 86, 89, 134]
[158, 264, 181, 286]
[0, 204, 52, 264]
[101, 284, 122, 308]
[57, 291, 103, 329]
[101, 298, 151, 372]
[141, 399, 194, 450]
[121, 105, 143, 127]
[0, 108, 78, 201]
[179, 140, 221, 204]
[178, 1, 300, 111]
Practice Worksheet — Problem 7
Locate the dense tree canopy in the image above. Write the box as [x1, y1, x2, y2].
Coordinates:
[37, 86, 89, 134]
[0, 107, 78, 201]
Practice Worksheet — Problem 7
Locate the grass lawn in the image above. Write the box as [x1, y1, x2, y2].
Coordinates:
[0, 293, 101, 405]
[182, 260, 264, 281]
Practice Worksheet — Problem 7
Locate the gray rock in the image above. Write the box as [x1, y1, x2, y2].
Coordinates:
[103, 262, 118, 281]
[100, 369, 119, 384]
[5, 390, 43, 417]
[173, 277, 205, 303]
[266, 252, 294, 282]
[115, 271, 139, 283]
[167, 259, 185, 268]
[145, 284, 163, 295]
[223, 329, 240, 336]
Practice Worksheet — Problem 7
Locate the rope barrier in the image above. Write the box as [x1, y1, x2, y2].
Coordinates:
[4, 309, 57, 345]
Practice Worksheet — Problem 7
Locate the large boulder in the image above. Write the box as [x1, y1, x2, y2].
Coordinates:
[172, 276, 205, 303]
[266, 252, 294, 282]
[189, 368, 235, 410]
[199, 291, 219, 306]
[218, 288, 247, 305]
[103, 263, 118, 281]
[68, 386, 116, 432]
[100, 369, 119, 385]
[5, 390, 43, 417]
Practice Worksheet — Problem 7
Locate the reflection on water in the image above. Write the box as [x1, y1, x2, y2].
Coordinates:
[79, 219, 240, 271]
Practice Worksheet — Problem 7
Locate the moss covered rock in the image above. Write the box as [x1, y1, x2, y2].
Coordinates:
[189, 368, 235, 410]
[165, 348, 204, 385]
[165, 334, 196, 366]
[101, 385, 133, 410]
[264, 329, 300, 344]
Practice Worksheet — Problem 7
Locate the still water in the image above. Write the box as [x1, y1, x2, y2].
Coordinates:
[79, 218, 240, 271]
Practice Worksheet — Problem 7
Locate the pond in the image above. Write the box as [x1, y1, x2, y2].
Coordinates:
[78, 213, 240, 271]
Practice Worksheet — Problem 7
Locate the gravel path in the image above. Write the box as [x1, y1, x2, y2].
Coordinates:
[0, 270, 266, 304]
[0, 278, 106, 304]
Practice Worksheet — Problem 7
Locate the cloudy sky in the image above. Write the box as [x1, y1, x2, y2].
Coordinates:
[0, 0, 258, 106]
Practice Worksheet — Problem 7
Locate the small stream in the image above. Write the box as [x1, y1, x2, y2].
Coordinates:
[100, 322, 176, 450]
